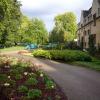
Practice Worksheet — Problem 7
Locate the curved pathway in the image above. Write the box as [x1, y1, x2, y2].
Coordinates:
[3, 52, 100, 100]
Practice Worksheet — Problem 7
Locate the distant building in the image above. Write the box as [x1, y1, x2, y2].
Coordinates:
[77, 0, 100, 49]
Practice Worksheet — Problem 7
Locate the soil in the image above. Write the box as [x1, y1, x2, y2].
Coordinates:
[0, 63, 67, 100]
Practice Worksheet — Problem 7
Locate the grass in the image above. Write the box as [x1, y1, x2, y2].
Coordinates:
[0, 46, 24, 53]
[71, 58, 100, 71]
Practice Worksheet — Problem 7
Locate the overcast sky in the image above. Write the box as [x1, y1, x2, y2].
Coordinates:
[19, 0, 93, 31]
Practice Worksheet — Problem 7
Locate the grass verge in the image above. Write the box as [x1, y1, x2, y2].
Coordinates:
[0, 46, 24, 53]
[71, 59, 100, 71]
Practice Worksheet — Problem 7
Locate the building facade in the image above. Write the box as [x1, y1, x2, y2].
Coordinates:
[77, 0, 100, 49]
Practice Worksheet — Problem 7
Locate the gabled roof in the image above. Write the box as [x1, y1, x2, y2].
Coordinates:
[83, 7, 92, 18]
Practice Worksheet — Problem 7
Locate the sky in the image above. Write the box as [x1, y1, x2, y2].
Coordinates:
[19, 0, 93, 31]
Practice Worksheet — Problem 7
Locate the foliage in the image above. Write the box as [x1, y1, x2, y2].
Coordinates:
[49, 12, 77, 43]
[20, 17, 48, 45]
[88, 35, 97, 55]
[32, 49, 92, 62]
[0, 56, 65, 99]
[0, 0, 48, 47]
[45, 80, 56, 89]
[15, 74, 23, 80]
[18, 85, 28, 93]
[72, 59, 100, 71]
[50, 50, 92, 62]
[65, 41, 80, 50]
[26, 77, 38, 86]
[33, 49, 51, 59]
[0, 0, 22, 47]
[0, 74, 7, 82]
[27, 89, 42, 99]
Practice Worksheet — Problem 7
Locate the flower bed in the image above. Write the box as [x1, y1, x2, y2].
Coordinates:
[0, 55, 67, 100]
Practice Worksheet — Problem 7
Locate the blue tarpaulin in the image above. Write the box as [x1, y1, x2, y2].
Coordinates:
[25, 44, 38, 50]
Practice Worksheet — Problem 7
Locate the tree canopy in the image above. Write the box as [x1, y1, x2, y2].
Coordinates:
[49, 12, 77, 43]
[19, 17, 48, 45]
[0, 0, 48, 47]
[0, 0, 22, 47]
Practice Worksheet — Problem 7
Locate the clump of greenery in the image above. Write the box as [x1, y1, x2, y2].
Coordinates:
[15, 74, 23, 80]
[26, 77, 38, 86]
[7, 79, 16, 87]
[27, 89, 42, 99]
[88, 35, 97, 55]
[50, 50, 92, 62]
[45, 80, 56, 89]
[32, 49, 92, 62]
[0, 74, 8, 84]
[10, 69, 19, 75]
[28, 73, 37, 78]
[18, 85, 28, 93]
[33, 49, 51, 59]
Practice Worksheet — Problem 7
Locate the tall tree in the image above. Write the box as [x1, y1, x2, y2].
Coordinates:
[0, 0, 22, 47]
[50, 12, 77, 43]
[23, 18, 48, 45]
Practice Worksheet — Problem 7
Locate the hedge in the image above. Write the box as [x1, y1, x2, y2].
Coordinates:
[32, 49, 92, 62]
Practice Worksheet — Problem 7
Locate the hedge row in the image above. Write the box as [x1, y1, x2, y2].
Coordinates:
[32, 49, 92, 62]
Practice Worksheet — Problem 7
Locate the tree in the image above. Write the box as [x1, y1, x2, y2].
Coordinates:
[23, 18, 48, 45]
[0, 0, 22, 47]
[49, 12, 77, 43]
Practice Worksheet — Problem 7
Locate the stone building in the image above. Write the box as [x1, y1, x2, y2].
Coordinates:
[77, 0, 100, 49]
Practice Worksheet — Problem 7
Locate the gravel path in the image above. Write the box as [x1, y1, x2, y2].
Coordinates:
[3, 52, 100, 100]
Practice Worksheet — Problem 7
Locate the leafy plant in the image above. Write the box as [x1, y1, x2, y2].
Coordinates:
[15, 74, 23, 80]
[26, 77, 38, 85]
[7, 79, 16, 87]
[27, 89, 42, 99]
[45, 80, 56, 89]
[28, 73, 37, 78]
[0, 74, 8, 83]
[18, 85, 28, 93]
[33, 49, 51, 59]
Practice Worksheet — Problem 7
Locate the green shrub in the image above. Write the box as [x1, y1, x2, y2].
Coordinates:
[7, 79, 16, 87]
[45, 80, 56, 89]
[33, 49, 51, 59]
[0, 74, 8, 84]
[18, 85, 28, 93]
[26, 77, 38, 86]
[10, 69, 19, 75]
[27, 89, 42, 99]
[32, 49, 92, 62]
[15, 74, 23, 80]
[28, 73, 37, 78]
[50, 50, 92, 62]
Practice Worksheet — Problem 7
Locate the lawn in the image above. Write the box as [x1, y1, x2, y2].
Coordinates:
[71, 58, 100, 71]
[0, 46, 24, 53]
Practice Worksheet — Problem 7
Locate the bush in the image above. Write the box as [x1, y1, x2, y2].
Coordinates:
[45, 80, 56, 89]
[27, 89, 42, 99]
[65, 41, 81, 50]
[50, 50, 92, 62]
[15, 74, 23, 80]
[18, 85, 28, 93]
[32, 49, 92, 62]
[26, 77, 38, 86]
[32, 49, 51, 59]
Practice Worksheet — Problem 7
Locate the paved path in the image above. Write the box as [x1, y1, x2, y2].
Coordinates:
[3, 53, 100, 100]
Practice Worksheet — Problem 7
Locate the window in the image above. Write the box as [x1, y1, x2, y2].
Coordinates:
[84, 31, 87, 36]
[88, 30, 91, 35]
[93, 14, 96, 26]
